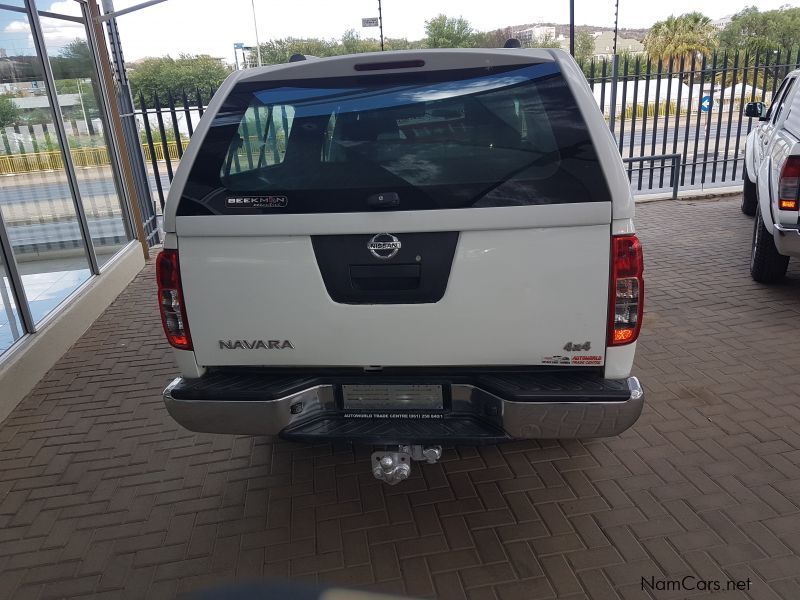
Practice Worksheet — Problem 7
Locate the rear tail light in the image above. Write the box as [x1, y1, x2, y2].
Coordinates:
[778, 157, 800, 211]
[156, 249, 192, 350]
[608, 235, 644, 346]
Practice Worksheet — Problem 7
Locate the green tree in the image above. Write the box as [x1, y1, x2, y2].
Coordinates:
[341, 29, 381, 54]
[617, 51, 648, 76]
[251, 31, 417, 65]
[423, 14, 478, 48]
[49, 38, 93, 80]
[575, 30, 596, 64]
[129, 55, 232, 107]
[253, 37, 341, 64]
[0, 94, 20, 127]
[46, 39, 98, 129]
[719, 7, 800, 55]
[474, 27, 514, 48]
[644, 12, 718, 66]
[385, 37, 419, 51]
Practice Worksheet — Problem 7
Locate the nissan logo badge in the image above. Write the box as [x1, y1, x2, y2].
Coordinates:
[367, 233, 401, 260]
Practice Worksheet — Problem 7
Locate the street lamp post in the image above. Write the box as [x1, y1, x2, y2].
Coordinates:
[251, 0, 262, 67]
[569, 0, 574, 57]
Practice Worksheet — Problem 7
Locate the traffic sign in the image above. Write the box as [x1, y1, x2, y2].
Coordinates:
[234, 42, 244, 49]
[362, 17, 380, 27]
[700, 96, 712, 112]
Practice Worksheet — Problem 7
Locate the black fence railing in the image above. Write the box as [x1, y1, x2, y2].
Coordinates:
[584, 48, 800, 194]
[135, 48, 800, 211]
[136, 88, 213, 210]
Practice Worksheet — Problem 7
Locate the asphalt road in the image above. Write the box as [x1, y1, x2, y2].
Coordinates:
[615, 116, 753, 160]
[6, 216, 126, 249]
[0, 173, 171, 207]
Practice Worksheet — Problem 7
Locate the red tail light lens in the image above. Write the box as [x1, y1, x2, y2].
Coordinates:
[608, 235, 644, 346]
[156, 249, 192, 350]
[778, 157, 800, 211]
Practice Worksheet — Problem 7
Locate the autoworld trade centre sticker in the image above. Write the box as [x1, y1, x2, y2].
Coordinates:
[571, 355, 604, 365]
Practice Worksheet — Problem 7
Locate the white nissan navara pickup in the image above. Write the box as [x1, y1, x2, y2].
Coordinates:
[742, 69, 800, 283]
[157, 48, 645, 484]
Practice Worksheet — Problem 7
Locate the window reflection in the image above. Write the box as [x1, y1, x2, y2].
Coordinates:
[0, 7, 91, 324]
[40, 13, 131, 267]
[0, 251, 23, 355]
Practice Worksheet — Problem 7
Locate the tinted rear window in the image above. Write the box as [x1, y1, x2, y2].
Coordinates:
[178, 62, 611, 216]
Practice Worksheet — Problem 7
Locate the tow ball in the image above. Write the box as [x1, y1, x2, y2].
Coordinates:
[371, 445, 443, 485]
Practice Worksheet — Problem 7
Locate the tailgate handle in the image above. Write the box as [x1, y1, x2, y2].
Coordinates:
[350, 264, 421, 290]
[366, 192, 400, 209]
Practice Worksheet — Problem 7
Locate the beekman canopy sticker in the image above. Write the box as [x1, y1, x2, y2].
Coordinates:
[226, 196, 288, 208]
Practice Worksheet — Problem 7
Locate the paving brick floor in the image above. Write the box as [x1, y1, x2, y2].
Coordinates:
[1, 197, 800, 600]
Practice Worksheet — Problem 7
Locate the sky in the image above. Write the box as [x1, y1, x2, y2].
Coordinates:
[1, 1, 86, 57]
[113, 0, 800, 62]
[1, 0, 800, 62]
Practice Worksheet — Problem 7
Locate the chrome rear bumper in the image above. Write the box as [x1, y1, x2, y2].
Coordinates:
[163, 373, 643, 441]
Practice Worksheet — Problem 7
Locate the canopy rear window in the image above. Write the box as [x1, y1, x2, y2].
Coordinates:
[178, 62, 611, 216]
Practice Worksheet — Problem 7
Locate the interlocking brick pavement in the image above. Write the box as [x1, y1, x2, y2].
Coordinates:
[1, 197, 799, 599]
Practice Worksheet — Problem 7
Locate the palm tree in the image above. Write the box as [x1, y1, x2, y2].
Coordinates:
[644, 12, 718, 68]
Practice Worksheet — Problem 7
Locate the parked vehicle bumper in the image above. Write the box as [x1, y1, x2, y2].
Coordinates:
[163, 371, 644, 442]
[774, 224, 800, 256]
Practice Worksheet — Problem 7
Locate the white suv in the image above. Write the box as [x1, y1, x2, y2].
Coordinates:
[157, 48, 644, 483]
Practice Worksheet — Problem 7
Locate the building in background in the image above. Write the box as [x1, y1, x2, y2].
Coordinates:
[556, 30, 644, 60]
[587, 31, 644, 59]
[712, 15, 733, 30]
[513, 25, 556, 44]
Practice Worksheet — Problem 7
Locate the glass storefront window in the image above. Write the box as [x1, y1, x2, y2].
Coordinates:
[0, 250, 23, 355]
[39, 11, 131, 268]
[0, 6, 92, 324]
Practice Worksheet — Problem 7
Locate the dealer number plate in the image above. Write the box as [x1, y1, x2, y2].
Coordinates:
[341, 384, 444, 411]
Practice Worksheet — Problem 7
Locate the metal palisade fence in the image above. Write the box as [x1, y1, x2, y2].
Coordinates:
[585, 48, 800, 195]
[136, 90, 207, 211]
[129, 48, 800, 210]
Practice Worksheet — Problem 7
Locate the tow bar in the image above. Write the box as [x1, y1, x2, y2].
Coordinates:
[371, 445, 443, 485]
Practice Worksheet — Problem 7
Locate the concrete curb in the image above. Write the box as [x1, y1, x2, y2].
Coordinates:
[634, 186, 742, 203]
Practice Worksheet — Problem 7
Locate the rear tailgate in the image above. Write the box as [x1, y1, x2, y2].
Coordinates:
[171, 51, 614, 368]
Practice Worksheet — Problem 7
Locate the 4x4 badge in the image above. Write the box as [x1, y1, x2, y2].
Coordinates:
[367, 233, 401, 260]
[563, 341, 591, 352]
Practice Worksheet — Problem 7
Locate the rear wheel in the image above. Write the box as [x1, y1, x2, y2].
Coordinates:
[741, 162, 757, 216]
[750, 209, 789, 283]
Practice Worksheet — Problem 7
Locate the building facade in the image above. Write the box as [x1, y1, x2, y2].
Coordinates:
[514, 25, 557, 44]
